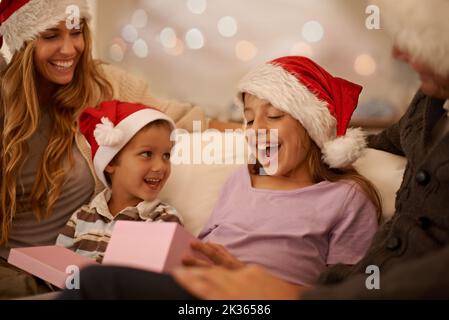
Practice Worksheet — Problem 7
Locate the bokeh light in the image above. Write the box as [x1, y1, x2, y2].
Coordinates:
[160, 28, 177, 49]
[235, 40, 258, 61]
[354, 54, 377, 76]
[185, 28, 204, 50]
[109, 44, 125, 62]
[131, 9, 148, 28]
[187, 0, 206, 14]
[133, 39, 149, 58]
[290, 42, 314, 57]
[121, 24, 138, 43]
[302, 20, 324, 43]
[217, 16, 238, 38]
[165, 38, 185, 56]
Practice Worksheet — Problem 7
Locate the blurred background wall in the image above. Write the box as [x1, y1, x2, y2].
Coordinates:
[2, 0, 421, 128]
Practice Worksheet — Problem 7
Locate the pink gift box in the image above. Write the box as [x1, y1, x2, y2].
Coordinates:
[8, 245, 98, 289]
[102, 221, 206, 273]
[8, 222, 205, 288]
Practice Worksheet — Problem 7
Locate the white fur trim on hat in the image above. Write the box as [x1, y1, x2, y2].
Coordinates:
[322, 128, 367, 168]
[93, 109, 175, 187]
[0, 0, 91, 55]
[374, 0, 449, 77]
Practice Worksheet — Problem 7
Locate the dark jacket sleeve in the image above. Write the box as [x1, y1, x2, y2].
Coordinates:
[302, 245, 449, 299]
[367, 123, 403, 156]
[367, 90, 425, 156]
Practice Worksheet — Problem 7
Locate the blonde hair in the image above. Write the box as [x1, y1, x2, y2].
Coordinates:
[0, 23, 113, 244]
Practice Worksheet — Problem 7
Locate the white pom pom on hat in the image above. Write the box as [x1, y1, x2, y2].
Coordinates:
[94, 117, 125, 147]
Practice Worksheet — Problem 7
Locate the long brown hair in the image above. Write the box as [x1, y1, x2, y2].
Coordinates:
[0, 23, 113, 244]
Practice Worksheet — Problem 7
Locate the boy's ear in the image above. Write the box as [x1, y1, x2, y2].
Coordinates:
[105, 164, 115, 174]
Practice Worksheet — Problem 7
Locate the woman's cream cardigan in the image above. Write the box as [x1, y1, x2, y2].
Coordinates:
[76, 63, 208, 194]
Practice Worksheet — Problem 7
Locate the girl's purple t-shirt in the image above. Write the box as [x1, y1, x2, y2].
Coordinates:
[199, 166, 378, 286]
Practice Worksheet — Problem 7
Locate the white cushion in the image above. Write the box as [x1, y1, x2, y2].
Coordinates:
[353, 148, 406, 221]
[160, 133, 407, 235]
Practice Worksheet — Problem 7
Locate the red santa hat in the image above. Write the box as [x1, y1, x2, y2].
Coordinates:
[375, 0, 449, 77]
[79, 100, 176, 187]
[235, 56, 365, 169]
[0, 0, 91, 71]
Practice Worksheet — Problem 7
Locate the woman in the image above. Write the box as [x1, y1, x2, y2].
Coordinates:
[59, 56, 381, 299]
[0, 0, 211, 298]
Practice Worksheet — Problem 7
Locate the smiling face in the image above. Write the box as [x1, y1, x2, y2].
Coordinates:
[34, 20, 85, 86]
[243, 93, 312, 180]
[105, 123, 173, 209]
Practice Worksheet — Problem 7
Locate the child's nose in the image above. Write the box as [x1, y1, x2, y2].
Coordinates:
[251, 118, 265, 132]
[150, 157, 166, 172]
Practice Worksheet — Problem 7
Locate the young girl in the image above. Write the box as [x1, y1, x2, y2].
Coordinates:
[58, 56, 381, 299]
[185, 56, 380, 287]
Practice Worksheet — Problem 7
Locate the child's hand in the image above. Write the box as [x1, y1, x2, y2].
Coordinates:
[182, 240, 246, 270]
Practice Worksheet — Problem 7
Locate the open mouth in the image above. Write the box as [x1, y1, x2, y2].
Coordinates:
[144, 177, 163, 190]
[257, 143, 280, 158]
[256, 143, 280, 166]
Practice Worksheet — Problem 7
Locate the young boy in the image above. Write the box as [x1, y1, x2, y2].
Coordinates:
[56, 100, 182, 262]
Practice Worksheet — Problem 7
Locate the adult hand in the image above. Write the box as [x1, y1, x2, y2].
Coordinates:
[173, 264, 309, 300]
[182, 240, 246, 270]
